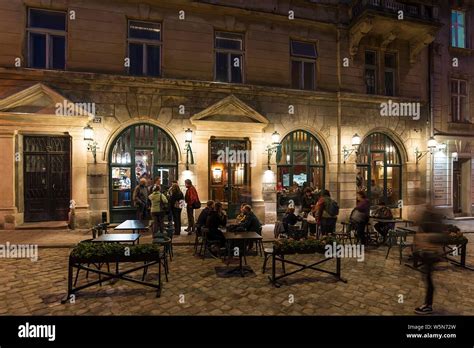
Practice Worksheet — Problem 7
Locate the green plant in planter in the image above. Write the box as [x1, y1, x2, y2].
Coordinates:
[70, 243, 161, 261]
[274, 236, 338, 255]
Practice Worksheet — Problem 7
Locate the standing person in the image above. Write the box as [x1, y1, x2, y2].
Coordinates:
[133, 178, 149, 220]
[351, 191, 370, 245]
[184, 179, 200, 235]
[168, 180, 184, 236]
[313, 189, 339, 236]
[148, 185, 168, 236]
[413, 222, 447, 315]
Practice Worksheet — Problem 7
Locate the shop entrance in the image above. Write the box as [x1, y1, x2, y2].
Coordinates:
[453, 158, 470, 216]
[23, 135, 71, 222]
[209, 138, 251, 218]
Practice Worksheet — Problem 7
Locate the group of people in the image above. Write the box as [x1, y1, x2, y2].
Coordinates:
[282, 188, 395, 246]
[132, 178, 201, 237]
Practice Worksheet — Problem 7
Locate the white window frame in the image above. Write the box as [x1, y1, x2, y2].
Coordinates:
[27, 8, 67, 70]
[127, 20, 162, 76]
[451, 78, 469, 123]
[290, 40, 317, 90]
[214, 31, 244, 83]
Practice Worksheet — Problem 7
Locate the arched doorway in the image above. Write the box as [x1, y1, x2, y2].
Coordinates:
[356, 132, 402, 207]
[276, 130, 325, 215]
[109, 123, 178, 222]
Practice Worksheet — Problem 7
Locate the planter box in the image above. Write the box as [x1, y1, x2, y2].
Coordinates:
[70, 243, 161, 263]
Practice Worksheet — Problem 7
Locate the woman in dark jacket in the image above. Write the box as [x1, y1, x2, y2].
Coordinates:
[168, 181, 184, 235]
[352, 191, 370, 245]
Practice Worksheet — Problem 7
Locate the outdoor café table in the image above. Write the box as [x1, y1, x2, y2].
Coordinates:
[114, 220, 149, 234]
[371, 218, 414, 227]
[92, 233, 141, 245]
[223, 232, 263, 277]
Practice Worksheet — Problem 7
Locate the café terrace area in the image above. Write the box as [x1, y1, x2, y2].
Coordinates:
[0, 218, 473, 316]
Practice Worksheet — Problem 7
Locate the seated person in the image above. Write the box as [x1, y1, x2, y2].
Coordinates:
[373, 201, 395, 243]
[237, 205, 262, 235]
[235, 203, 247, 223]
[206, 202, 227, 250]
[196, 200, 215, 235]
[282, 207, 301, 233]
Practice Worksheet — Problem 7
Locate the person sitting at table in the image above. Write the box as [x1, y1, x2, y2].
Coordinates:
[148, 185, 168, 237]
[237, 205, 262, 234]
[235, 203, 247, 223]
[196, 200, 215, 235]
[373, 201, 395, 244]
[282, 207, 301, 234]
[206, 202, 227, 254]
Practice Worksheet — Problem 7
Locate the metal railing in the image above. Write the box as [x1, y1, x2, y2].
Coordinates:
[351, 0, 437, 22]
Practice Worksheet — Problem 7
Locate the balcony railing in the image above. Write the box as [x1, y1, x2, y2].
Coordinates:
[351, 0, 438, 23]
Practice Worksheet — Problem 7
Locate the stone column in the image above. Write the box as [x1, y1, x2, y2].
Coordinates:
[0, 131, 16, 229]
[70, 130, 90, 228]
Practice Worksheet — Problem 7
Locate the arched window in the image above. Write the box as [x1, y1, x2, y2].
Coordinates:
[356, 132, 402, 207]
[109, 124, 178, 222]
[276, 130, 325, 213]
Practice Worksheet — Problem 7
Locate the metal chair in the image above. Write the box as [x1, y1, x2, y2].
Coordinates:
[385, 229, 413, 264]
[262, 246, 286, 274]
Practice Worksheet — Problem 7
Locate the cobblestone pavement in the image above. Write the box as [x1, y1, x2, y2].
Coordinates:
[1, 233, 474, 316]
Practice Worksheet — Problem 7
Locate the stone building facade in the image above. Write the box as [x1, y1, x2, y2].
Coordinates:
[0, 0, 467, 229]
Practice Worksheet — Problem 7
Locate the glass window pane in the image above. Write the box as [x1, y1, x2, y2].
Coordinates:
[111, 167, 132, 207]
[30, 32, 46, 68]
[451, 80, 458, 93]
[452, 96, 459, 121]
[365, 68, 376, 94]
[384, 71, 394, 96]
[303, 62, 315, 90]
[230, 54, 242, 83]
[146, 45, 160, 76]
[384, 53, 396, 68]
[459, 80, 467, 95]
[291, 41, 317, 58]
[387, 167, 401, 206]
[29, 9, 66, 30]
[111, 129, 132, 164]
[129, 43, 143, 75]
[310, 167, 323, 191]
[215, 52, 228, 82]
[135, 150, 154, 183]
[460, 96, 467, 121]
[291, 60, 301, 89]
[129, 21, 161, 41]
[356, 167, 368, 192]
[292, 165, 307, 186]
[293, 152, 307, 165]
[155, 167, 177, 192]
[51, 35, 65, 69]
[215, 32, 243, 50]
[365, 51, 376, 66]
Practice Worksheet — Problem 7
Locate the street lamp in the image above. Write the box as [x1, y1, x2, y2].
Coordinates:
[343, 133, 361, 163]
[266, 131, 281, 170]
[415, 136, 438, 164]
[184, 128, 194, 170]
[83, 124, 98, 164]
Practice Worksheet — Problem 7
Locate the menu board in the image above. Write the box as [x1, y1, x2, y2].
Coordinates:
[432, 154, 451, 207]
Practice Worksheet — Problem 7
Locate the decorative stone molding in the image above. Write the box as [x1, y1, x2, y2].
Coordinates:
[349, 17, 373, 57]
[381, 30, 398, 50]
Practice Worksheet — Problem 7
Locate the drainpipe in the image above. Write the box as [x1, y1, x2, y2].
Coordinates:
[427, 43, 434, 208]
[336, 26, 342, 205]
